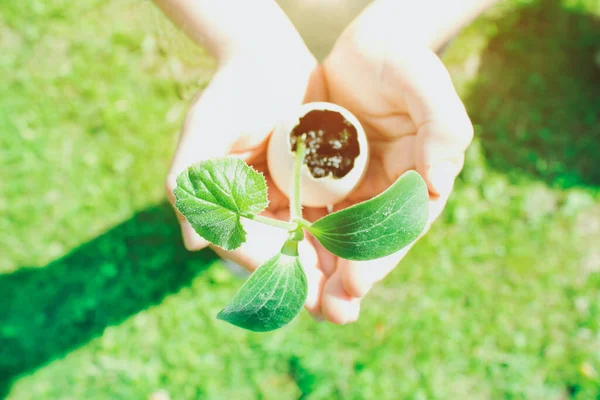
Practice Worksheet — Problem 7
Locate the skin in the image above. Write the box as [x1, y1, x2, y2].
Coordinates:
[157, 0, 496, 324]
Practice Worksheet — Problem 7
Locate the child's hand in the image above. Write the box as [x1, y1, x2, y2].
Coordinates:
[305, 20, 474, 324]
[161, 0, 474, 325]
[165, 30, 473, 326]
[164, 43, 334, 316]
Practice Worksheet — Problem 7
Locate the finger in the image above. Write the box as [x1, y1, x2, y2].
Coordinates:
[335, 135, 416, 211]
[166, 60, 308, 250]
[298, 239, 328, 316]
[302, 64, 329, 103]
[177, 212, 211, 251]
[307, 233, 337, 278]
[164, 175, 210, 251]
[211, 217, 328, 316]
[323, 192, 443, 321]
[322, 194, 445, 324]
[337, 244, 413, 300]
[320, 269, 362, 325]
[360, 112, 417, 141]
[381, 47, 473, 197]
[427, 172, 456, 225]
[365, 135, 417, 199]
[416, 122, 467, 198]
[327, 186, 452, 308]
[303, 207, 337, 277]
[332, 162, 454, 302]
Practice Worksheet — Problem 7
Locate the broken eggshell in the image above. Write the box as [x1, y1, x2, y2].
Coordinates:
[267, 102, 369, 208]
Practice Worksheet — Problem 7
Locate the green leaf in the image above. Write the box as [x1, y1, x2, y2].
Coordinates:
[217, 243, 307, 332]
[173, 157, 268, 250]
[307, 170, 429, 261]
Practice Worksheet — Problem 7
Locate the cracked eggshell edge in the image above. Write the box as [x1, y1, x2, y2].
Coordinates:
[266, 102, 369, 207]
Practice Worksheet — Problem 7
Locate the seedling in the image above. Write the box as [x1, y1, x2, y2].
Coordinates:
[173, 107, 429, 332]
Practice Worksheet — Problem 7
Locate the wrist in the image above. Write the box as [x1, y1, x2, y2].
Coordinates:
[154, 0, 310, 65]
[342, 0, 500, 52]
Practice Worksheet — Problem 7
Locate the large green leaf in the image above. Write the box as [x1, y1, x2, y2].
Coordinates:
[307, 170, 429, 261]
[173, 157, 268, 250]
[217, 243, 307, 332]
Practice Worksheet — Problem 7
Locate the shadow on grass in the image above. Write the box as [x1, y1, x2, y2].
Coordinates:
[466, 0, 600, 189]
[0, 203, 218, 397]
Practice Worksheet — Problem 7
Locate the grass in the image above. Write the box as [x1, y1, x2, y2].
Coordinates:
[1, 0, 599, 398]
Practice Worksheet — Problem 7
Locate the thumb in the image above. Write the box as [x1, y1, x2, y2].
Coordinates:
[165, 174, 210, 251]
[415, 120, 468, 199]
[382, 48, 472, 198]
[320, 245, 413, 325]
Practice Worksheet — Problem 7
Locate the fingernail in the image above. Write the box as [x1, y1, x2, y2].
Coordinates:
[429, 161, 456, 196]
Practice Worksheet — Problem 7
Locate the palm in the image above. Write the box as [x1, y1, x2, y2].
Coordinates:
[239, 51, 429, 324]
[322, 47, 424, 210]
[170, 29, 471, 324]
[328, 88, 418, 211]
[291, 41, 473, 323]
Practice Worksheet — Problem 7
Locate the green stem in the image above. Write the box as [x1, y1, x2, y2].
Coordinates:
[281, 239, 299, 256]
[291, 135, 307, 220]
[245, 214, 297, 231]
[247, 136, 308, 235]
[294, 217, 313, 228]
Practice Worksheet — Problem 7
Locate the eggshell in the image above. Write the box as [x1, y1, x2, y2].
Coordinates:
[267, 102, 369, 207]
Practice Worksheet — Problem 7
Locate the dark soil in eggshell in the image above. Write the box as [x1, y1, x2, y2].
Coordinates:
[289, 109, 360, 179]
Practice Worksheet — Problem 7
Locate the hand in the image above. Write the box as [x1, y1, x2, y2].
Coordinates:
[165, 13, 473, 325]
[164, 42, 335, 315]
[304, 27, 474, 324]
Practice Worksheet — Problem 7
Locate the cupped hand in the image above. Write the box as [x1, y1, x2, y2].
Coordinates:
[304, 29, 474, 324]
[166, 21, 473, 326]
[164, 43, 335, 315]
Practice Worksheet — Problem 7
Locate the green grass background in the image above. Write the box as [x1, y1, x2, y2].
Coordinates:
[1, 0, 599, 398]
